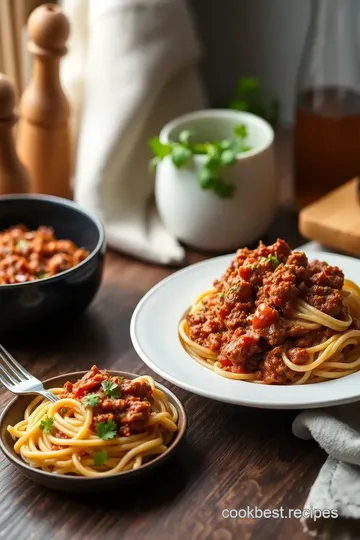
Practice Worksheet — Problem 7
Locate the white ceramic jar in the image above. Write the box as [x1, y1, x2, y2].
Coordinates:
[155, 109, 276, 252]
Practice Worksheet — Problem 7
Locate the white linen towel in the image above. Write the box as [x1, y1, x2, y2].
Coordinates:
[61, 0, 206, 265]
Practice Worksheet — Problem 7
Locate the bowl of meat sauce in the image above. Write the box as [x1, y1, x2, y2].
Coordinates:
[0, 195, 105, 338]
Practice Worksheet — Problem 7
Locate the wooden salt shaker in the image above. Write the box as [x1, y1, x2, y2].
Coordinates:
[17, 3, 71, 198]
[0, 74, 29, 195]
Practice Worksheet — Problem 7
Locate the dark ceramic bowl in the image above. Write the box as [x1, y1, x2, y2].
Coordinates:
[0, 195, 105, 339]
[0, 370, 187, 492]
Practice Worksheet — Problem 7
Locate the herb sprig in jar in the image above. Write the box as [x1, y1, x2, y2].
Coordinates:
[148, 124, 251, 199]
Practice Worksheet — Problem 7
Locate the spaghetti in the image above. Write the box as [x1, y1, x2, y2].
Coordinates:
[179, 239, 360, 385]
[7, 368, 178, 477]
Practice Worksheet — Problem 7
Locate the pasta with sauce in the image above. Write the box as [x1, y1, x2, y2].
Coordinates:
[7, 366, 178, 477]
[179, 239, 360, 385]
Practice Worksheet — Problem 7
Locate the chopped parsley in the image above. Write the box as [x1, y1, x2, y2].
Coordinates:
[61, 408, 67, 416]
[101, 380, 121, 399]
[16, 239, 28, 251]
[117, 376, 124, 384]
[251, 263, 257, 270]
[96, 420, 117, 441]
[218, 292, 225, 299]
[39, 416, 54, 434]
[82, 393, 101, 408]
[228, 283, 239, 293]
[261, 254, 280, 269]
[93, 449, 109, 466]
[37, 272, 47, 279]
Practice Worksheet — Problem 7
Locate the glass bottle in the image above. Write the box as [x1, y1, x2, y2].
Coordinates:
[294, 0, 360, 205]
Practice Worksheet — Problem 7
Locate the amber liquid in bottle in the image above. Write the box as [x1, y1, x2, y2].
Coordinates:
[294, 87, 360, 205]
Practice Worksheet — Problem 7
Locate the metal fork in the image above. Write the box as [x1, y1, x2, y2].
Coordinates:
[0, 344, 57, 403]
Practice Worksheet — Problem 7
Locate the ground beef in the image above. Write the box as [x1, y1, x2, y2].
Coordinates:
[305, 286, 343, 317]
[260, 266, 300, 317]
[287, 347, 310, 365]
[256, 346, 300, 384]
[184, 240, 349, 385]
[294, 328, 336, 348]
[225, 306, 251, 330]
[61, 366, 153, 437]
[218, 333, 261, 370]
[307, 259, 328, 274]
[309, 265, 344, 290]
[224, 279, 252, 306]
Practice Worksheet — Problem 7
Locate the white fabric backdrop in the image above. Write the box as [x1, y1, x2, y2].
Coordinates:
[61, 0, 206, 264]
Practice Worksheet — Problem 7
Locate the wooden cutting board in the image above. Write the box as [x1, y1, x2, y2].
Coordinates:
[299, 178, 360, 256]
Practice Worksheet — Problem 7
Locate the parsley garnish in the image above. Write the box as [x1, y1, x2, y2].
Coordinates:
[148, 124, 251, 199]
[117, 377, 124, 384]
[82, 393, 101, 408]
[101, 380, 121, 399]
[37, 272, 47, 279]
[218, 292, 225, 299]
[61, 408, 67, 416]
[229, 283, 239, 293]
[251, 263, 257, 270]
[261, 254, 280, 269]
[93, 449, 109, 466]
[96, 420, 117, 441]
[16, 239, 28, 251]
[39, 416, 54, 434]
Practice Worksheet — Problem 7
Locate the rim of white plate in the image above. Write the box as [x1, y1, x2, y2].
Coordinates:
[130, 250, 360, 409]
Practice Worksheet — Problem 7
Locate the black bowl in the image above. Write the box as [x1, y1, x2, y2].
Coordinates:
[0, 195, 105, 339]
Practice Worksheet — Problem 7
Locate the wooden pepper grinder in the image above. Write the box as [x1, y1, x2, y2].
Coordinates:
[17, 3, 71, 198]
[0, 74, 29, 195]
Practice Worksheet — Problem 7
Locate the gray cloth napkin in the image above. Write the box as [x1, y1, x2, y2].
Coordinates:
[293, 405, 360, 519]
[293, 242, 360, 525]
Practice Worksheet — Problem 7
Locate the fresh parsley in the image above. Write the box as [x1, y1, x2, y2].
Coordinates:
[101, 380, 121, 399]
[148, 124, 251, 199]
[16, 239, 28, 251]
[37, 272, 47, 279]
[39, 416, 54, 434]
[93, 449, 109, 466]
[229, 77, 280, 128]
[261, 254, 280, 269]
[96, 420, 117, 441]
[229, 283, 240, 293]
[218, 292, 225, 299]
[82, 393, 101, 408]
[61, 408, 67, 416]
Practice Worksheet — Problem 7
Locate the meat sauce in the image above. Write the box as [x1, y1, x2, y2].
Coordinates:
[0, 225, 89, 284]
[61, 366, 153, 437]
[186, 239, 349, 384]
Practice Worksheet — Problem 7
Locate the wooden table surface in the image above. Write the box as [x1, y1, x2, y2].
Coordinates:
[0, 133, 354, 540]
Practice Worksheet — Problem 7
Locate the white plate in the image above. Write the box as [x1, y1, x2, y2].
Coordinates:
[130, 250, 360, 409]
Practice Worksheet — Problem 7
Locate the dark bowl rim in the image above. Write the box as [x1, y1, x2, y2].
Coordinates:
[0, 194, 106, 289]
[0, 370, 187, 482]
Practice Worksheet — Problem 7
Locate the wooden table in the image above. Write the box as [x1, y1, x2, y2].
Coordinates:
[0, 134, 353, 540]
